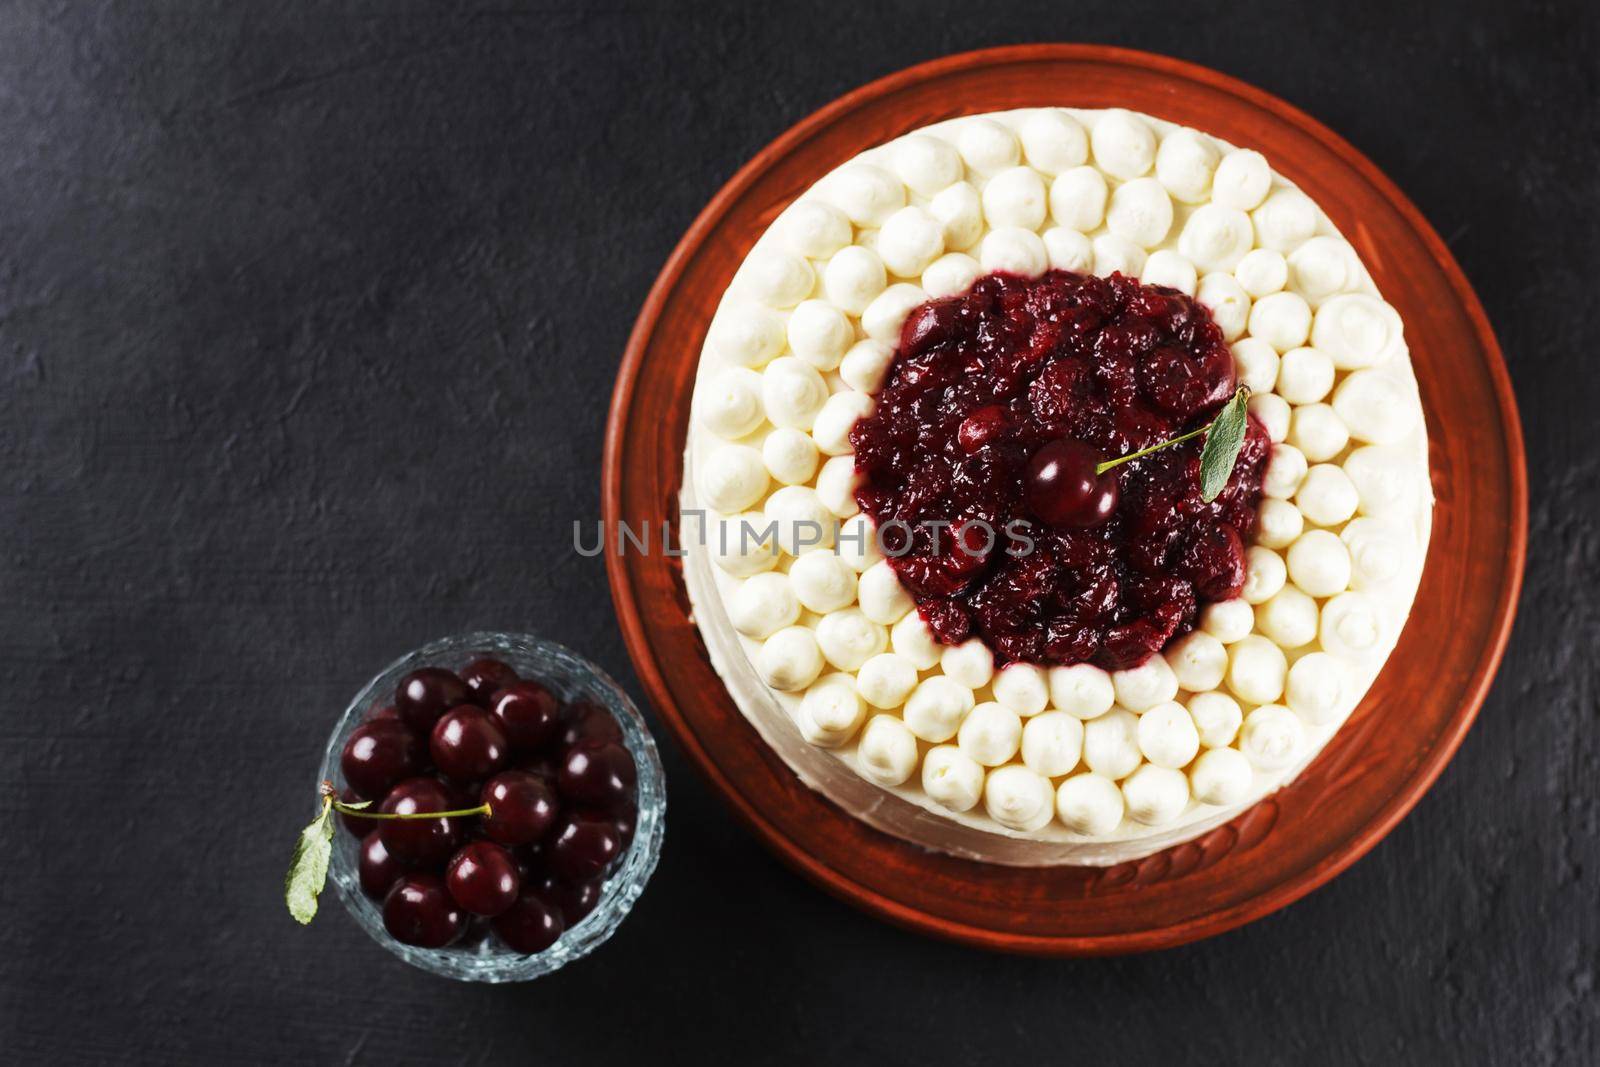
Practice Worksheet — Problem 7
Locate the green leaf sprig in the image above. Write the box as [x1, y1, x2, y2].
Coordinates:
[285, 789, 339, 925]
[1095, 385, 1253, 502]
[1196, 386, 1253, 502]
[285, 781, 489, 925]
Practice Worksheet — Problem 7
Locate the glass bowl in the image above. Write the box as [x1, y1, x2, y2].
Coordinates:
[317, 632, 665, 982]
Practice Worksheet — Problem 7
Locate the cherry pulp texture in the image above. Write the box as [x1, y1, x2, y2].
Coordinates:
[849, 270, 1267, 670]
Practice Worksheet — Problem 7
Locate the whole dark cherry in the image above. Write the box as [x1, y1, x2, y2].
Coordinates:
[444, 841, 521, 917]
[492, 889, 566, 954]
[530, 873, 602, 926]
[339, 787, 374, 838]
[557, 741, 637, 809]
[394, 667, 471, 733]
[378, 777, 463, 867]
[490, 682, 563, 754]
[547, 813, 621, 883]
[597, 800, 637, 849]
[358, 831, 406, 899]
[430, 706, 509, 782]
[382, 873, 465, 948]
[1025, 438, 1120, 527]
[557, 701, 624, 750]
[1139, 342, 1235, 418]
[900, 297, 962, 350]
[480, 771, 559, 846]
[340, 718, 425, 798]
[460, 657, 520, 705]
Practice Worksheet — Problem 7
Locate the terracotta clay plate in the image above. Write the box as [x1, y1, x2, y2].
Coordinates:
[603, 45, 1525, 954]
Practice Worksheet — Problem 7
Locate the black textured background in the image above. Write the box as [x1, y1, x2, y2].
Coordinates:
[2, 1, 1595, 1063]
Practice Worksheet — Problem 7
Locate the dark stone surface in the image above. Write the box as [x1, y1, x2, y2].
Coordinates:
[1, 1, 1594, 1063]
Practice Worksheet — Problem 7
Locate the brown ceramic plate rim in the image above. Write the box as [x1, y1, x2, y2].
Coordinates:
[603, 44, 1526, 954]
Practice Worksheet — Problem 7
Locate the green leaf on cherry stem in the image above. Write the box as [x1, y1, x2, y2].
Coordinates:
[1199, 386, 1252, 503]
[285, 786, 495, 925]
[285, 794, 337, 926]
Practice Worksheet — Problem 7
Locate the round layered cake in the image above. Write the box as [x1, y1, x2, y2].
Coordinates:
[681, 108, 1431, 866]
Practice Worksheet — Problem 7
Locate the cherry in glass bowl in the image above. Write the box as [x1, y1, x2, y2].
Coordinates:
[317, 632, 666, 982]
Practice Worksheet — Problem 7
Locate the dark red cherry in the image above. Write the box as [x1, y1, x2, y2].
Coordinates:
[1139, 343, 1233, 418]
[529, 873, 602, 926]
[547, 814, 621, 883]
[382, 874, 464, 948]
[576, 803, 636, 854]
[492, 889, 565, 954]
[358, 831, 406, 898]
[339, 787, 374, 838]
[430, 706, 509, 782]
[900, 296, 963, 351]
[1097, 618, 1168, 671]
[557, 701, 624, 750]
[480, 771, 559, 846]
[378, 777, 463, 867]
[460, 657, 519, 705]
[1025, 438, 1119, 527]
[367, 703, 400, 723]
[394, 667, 470, 733]
[955, 405, 1009, 454]
[340, 718, 425, 798]
[445, 841, 521, 917]
[603, 801, 638, 849]
[557, 741, 637, 808]
[490, 682, 562, 754]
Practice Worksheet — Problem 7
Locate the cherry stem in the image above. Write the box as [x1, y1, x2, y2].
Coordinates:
[1094, 386, 1251, 476]
[331, 799, 492, 821]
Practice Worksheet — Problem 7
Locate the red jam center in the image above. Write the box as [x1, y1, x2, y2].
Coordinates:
[849, 270, 1271, 671]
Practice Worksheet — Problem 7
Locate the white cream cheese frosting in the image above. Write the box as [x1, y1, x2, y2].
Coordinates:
[680, 108, 1432, 866]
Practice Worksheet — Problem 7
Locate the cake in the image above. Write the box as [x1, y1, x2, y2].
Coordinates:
[681, 108, 1431, 866]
